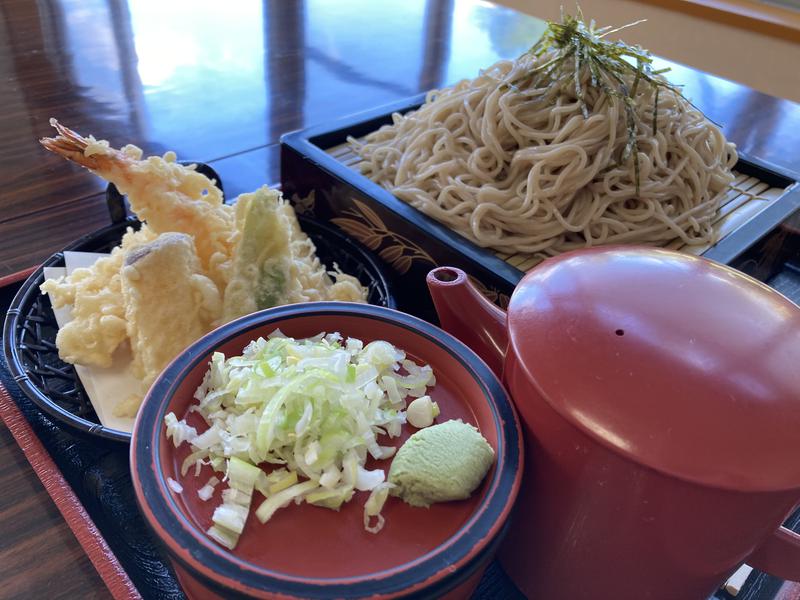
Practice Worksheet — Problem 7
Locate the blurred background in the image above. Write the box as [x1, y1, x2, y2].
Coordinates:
[499, 0, 800, 103]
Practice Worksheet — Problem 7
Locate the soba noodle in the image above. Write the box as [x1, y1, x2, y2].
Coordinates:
[351, 26, 737, 256]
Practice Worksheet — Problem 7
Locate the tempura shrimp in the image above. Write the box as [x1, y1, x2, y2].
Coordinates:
[41, 119, 237, 289]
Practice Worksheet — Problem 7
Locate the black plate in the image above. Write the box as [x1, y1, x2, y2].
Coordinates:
[3, 167, 396, 443]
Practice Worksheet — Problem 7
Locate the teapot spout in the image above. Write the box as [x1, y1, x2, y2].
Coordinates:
[426, 267, 508, 376]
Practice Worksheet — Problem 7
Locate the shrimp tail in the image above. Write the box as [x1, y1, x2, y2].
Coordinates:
[40, 118, 124, 173]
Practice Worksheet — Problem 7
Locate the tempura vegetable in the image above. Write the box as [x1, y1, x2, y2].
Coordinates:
[222, 186, 369, 321]
[222, 187, 296, 321]
[279, 202, 368, 304]
[40, 226, 157, 367]
[122, 233, 221, 391]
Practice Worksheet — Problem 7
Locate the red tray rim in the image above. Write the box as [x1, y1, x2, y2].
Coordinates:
[0, 382, 142, 600]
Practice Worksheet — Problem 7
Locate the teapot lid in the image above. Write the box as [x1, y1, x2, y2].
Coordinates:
[508, 247, 800, 492]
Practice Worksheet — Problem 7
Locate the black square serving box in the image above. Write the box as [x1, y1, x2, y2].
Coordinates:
[280, 94, 800, 318]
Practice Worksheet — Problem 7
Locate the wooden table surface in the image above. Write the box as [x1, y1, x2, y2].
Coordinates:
[1, 0, 800, 597]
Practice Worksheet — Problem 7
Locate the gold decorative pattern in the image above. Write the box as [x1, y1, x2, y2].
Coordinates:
[331, 199, 436, 275]
[331, 198, 512, 307]
[289, 191, 316, 216]
[469, 275, 511, 310]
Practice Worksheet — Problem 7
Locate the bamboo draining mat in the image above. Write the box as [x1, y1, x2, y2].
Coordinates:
[328, 142, 790, 272]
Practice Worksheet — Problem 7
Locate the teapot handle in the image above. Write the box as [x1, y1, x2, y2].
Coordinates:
[749, 526, 800, 581]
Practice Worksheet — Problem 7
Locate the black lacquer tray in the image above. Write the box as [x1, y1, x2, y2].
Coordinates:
[280, 94, 800, 321]
[1, 161, 799, 598]
[3, 268, 798, 600]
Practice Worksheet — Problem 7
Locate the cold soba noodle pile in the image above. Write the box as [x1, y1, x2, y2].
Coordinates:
[352, 14, 738, 255]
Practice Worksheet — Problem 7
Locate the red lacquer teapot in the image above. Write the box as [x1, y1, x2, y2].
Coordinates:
[427, 247, 800, 600]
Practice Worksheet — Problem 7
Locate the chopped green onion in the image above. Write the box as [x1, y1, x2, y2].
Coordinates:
[207, 525, 239, 550]
[364, 482, 394, 534]
[164, 332, 436, 549]
[268, 470, 298, 494]
[306, 487, 354, 510]
[255, 480, 320, 523]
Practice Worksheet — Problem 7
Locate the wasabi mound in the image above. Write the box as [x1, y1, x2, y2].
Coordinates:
[388, 419, 494, 507]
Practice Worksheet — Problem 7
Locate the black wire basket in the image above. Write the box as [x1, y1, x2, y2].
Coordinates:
[3, 164, 396, 443]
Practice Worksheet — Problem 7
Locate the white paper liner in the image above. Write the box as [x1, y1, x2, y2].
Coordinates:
[43, 251, 139, 433]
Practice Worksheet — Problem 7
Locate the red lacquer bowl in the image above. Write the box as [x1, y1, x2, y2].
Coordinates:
[131, 302, 523, 599]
